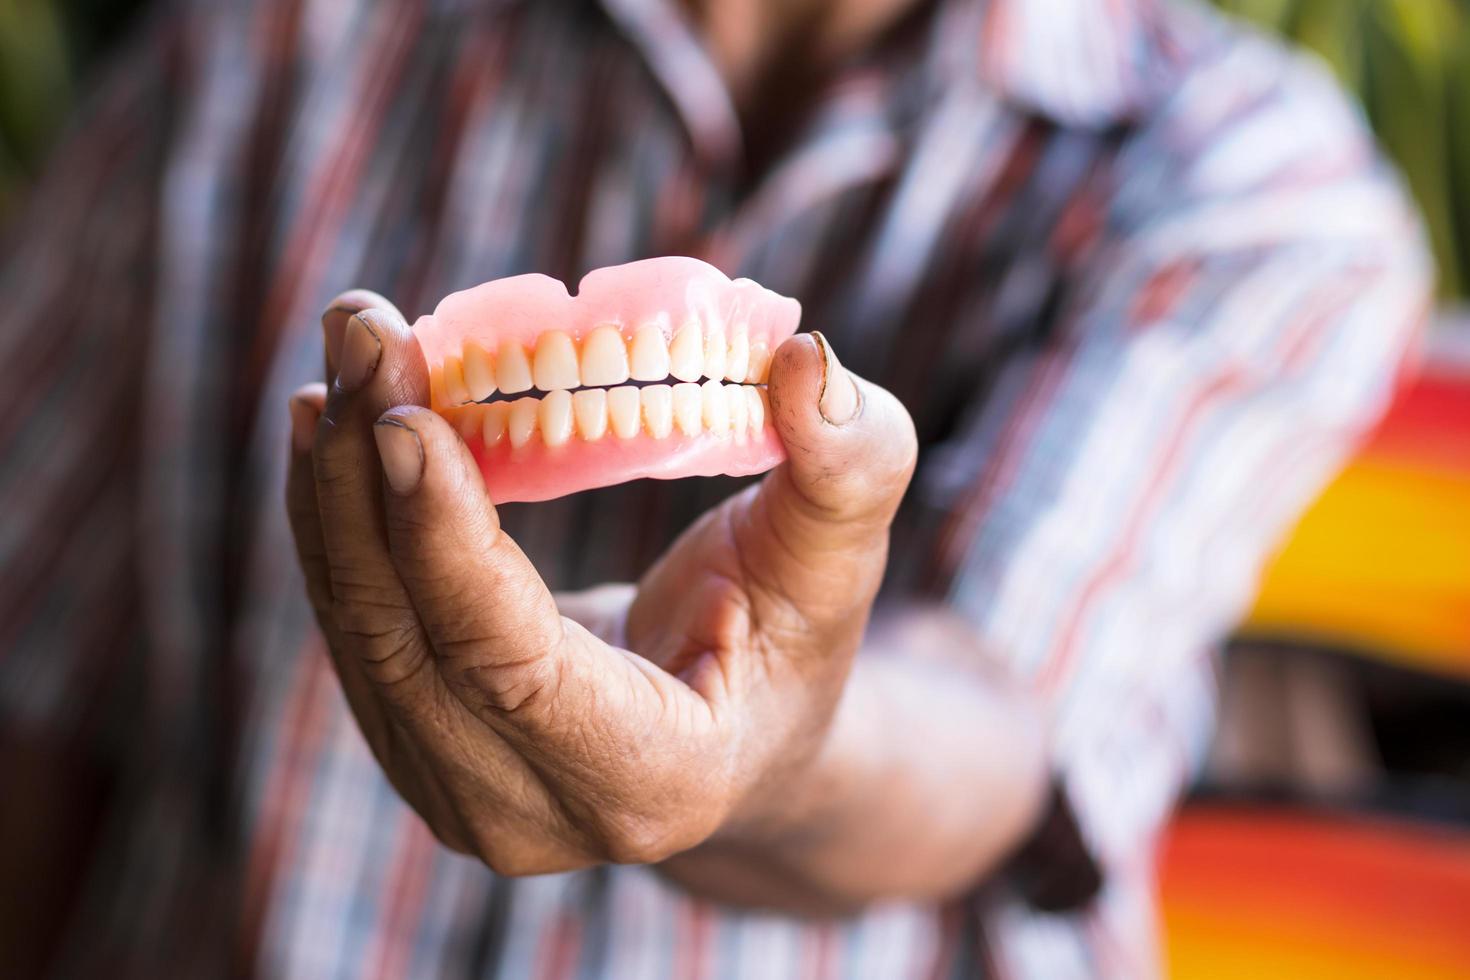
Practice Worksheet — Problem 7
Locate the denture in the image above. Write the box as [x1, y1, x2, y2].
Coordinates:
[413, 257, 801, 502]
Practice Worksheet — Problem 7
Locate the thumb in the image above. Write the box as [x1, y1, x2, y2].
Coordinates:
[743, 332, 917, 622]
[372, 404, 571, 716]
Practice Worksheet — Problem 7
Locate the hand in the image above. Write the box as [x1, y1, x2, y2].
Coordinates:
[285, 292, 916, 874]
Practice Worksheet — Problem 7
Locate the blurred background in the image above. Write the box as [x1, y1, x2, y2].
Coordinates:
[3, 1, 1467, 977]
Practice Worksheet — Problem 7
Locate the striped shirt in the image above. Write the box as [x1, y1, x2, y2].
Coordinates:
[0, 0, 1431, 977]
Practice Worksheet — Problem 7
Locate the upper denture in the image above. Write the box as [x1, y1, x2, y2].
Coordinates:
[413, 257, 801, 502]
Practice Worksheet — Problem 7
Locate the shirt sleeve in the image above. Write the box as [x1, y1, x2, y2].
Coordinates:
[0, 8, 182, 742]
[934, 29, 1433, 894]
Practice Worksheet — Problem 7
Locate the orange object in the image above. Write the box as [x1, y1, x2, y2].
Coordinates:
[1158, 806, 1470, 979]
[1244, 338, 1470, 677]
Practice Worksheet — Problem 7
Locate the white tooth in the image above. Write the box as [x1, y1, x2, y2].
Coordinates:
[508, 396, 539, 448]
[482, 402, 509, 446]
[462, 342, 496, 400]
[429, 366, 446, 409]
[630, 322, 671, 381]
[745, 385, 765, 432]
[580, 323, 630, 387]
[727, 382, 747, 442]
[533, 331, 580, 391]
[572, 388, 608, 441]
[451, 406, 480, 441]
[703, 326, 726, 381]
[442, 357, 471, 405]
[757, 387, 772, 431]
[672, 382, 703, 436]
[726, 326, 749, 382]
[701, 379, 729, 436]
[641, 384, 673, 438]
[539, 389, 573, 447]
[608, 385, 641, 439]
[746, 343, 771, 384]
[496, 342, 533, 394]
[668, 320, 704, 382]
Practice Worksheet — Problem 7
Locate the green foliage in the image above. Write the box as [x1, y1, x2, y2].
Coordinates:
[1217, 0, 1470, 299]
[0, 0, 71, 212]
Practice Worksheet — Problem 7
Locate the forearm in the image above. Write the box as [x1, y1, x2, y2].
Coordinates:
[659, 650, 1048, 915]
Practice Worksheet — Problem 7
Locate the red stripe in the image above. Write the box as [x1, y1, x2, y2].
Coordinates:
[366, 818, 439, 980]
[534, 906, 585, 980]
[252, 0, 427, 376]
[234, 645, 333, 975]
[1036, 271, 1373, 695]
[674, 900, 713, 980]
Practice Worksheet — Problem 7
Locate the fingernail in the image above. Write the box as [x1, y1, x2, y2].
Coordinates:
[287, 394, 317, 453]
[374, 418, 424, 494]
[336, 313, 382, 392]
[321, 306, 351, 382]
[812, 331, 859, 424]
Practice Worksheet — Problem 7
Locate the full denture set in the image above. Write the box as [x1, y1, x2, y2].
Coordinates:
[432, 318, 774, 449]
[414, 258, 801, 502]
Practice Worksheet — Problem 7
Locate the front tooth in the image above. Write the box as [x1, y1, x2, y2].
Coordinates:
[496, 342, 533, 394]
[429, 366, 445, 408]
[508, 396, 540, 448]
[726, 327, 749, 382]
[483, 402, 509, 446]
[533, 331, 580, 391]
[703, 326, 727, 381]
[641, 384, 673, 438]
[728, 382, 748, 442]
[607, 385, 641, 439]
[668, 321, 704, 382]
[581, 323, 630, 386]
[701, 379, 730, 436]
[463, 342, 496, 400]
[746, 343, 771, 384]
[539, 389, 573, 447]
[442, 357, 471, 405]
[745, 385, 765, 432]
[630, 322, 671, 381]
[572, 389, 608, 440]
[673, 382, 702, 436]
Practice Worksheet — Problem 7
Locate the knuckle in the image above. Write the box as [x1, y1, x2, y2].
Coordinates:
[458, 651, 563, 718]
[593, 807, 715, 867]
[330, 598, 428, 687]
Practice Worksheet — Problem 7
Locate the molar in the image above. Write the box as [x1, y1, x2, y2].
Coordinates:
[572, 389, 608, 441]
[668, 320, 704, 382]
[728, 382, 748, 442]
[726, 326, 749, 383]
[453, 405, 482, 441]
[672, 382, 702, 436]
[482, 402, 509, 446]
[745, 385, 765, 432]
[462, 342, 496, 401]
[533, 331, 580, 391]
[442, 357, 471, 405]
[539, 389, 573, 447]
[630, 321, 671, 381]
[607, 385, 642, 439]
[581, 323, 630, 387]
[508, 396, 540, 448]
[703, 326, 727, 381]
[496, 341, 533, 394]
[641, 384, 673, 439]
[701, 379, 729, 436]
[746, 343, 771, 384]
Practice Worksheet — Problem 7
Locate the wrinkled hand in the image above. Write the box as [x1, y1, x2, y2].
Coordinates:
[285, 292, 916, 874]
